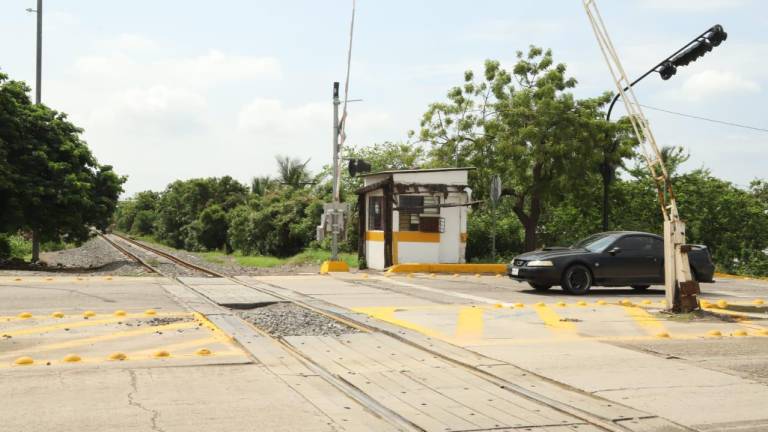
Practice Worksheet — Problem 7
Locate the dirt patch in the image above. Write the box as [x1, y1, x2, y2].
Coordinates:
[238, 302, 360, 337]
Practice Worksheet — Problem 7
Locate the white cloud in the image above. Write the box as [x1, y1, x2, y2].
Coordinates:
[679, 70, 761, 101]
[639, 0, 748, 10]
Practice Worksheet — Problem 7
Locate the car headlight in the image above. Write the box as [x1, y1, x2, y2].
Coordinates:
[528, 260, 554, 267]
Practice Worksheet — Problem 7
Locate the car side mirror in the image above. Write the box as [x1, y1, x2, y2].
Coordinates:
[608, 246, 621, 256]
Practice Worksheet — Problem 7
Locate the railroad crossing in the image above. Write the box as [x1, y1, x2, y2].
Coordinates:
[2, 235, 767, 432]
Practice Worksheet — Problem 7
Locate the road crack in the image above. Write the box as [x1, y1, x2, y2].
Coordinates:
[127, 369, 165, 432]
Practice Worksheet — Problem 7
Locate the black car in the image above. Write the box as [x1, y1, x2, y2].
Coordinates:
[507, 231, 715, 295]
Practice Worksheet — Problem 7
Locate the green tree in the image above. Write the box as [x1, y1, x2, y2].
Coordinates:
[276, 155, 311, 188]
[419, 47, 629, 250]
[197, 204, 229, 250]
[0, 73, 125, 260]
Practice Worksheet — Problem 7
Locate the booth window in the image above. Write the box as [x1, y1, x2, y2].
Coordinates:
[368, 196, 383, 230]
[398, 195, 441, 232]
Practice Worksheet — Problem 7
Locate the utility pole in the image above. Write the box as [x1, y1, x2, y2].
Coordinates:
[27, 0, 43, 262]
[331, 82, 341, 262]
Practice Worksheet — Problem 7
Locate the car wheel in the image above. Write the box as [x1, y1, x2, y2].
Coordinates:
[528, 282, 552, 291]
[631, 285, 650, 291]
[562, 265, 592, 295]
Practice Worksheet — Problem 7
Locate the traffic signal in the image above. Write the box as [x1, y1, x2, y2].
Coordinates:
[348, 159, 372, 177]
[670, 24, 726, 68]
[658, 61, 677, 80]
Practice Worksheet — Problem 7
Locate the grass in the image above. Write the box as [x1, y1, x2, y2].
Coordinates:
[192, 248, 358, 269]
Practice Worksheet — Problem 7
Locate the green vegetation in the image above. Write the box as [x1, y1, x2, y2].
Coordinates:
[0, 71, 125, 262]
[112, 47, 767, 276]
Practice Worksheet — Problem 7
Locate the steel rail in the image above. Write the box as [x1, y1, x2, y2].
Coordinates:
[96, 232, 159, 274]
[103, 232, 684, 432]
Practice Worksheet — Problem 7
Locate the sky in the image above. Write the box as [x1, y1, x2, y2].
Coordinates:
[0, 0, 766, 196]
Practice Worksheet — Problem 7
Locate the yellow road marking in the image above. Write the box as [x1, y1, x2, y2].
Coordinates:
[455, 307, 484, 339]
[353, 307, 445, 339]
[0, 350, 245, 370]
[0, 311, 190, 328]
[0, 321, 198, 359]
[534, 305, 577, 332]
[623, 306, 668, 335]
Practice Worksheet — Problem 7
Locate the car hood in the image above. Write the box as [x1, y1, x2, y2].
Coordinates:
[513, 248, 588, 262]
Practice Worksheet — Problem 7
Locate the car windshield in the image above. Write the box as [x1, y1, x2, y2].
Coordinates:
[571, 233, 619, 252]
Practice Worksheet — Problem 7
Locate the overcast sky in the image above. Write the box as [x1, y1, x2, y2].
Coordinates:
[1, 0, 765, 196]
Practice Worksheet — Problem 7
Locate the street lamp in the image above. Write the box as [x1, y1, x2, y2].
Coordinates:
[599, 24, 727, 231]
[26, 1, 43, 262]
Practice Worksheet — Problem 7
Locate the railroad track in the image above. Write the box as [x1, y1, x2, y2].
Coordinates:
[101, 232, 683, 432]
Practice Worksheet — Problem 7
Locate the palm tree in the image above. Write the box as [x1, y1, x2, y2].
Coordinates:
[275, 156, 311, 187]
[251, 176, 274, 196]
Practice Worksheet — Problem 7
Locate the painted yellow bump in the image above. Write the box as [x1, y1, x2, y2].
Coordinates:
[105, 276, 113, 281]
[556, 301, 567, 307]
[51, 311, 64, 318]
[144, 309, 157, 316]
[495, 274, 502, 278]
[620, 299, 633, 306]
[153, 350, 170, 358]
[83, 311, 96, 318]
[707, 330, 722, 337]
[656, 332, 671, 338]
[753, 299, 765, 305]
[758, 329, 768, 336]
[474, 273, 481, 278]
[641, 300, 652, 305]
[716, 300, 729, 309]
[113, 310, 127, 317]
[14, 356, 34, 366]
[732, 329, 748, 337]
[76, 277, 83, 281]
[534, 302, 545, 307]
[14, 277, 22, 281]
[18, 312, 33, 319]
[63, 354, 81, 363]
[493, 303, 503, 309]
[513, 303, 525, 308]
[700, 300, 711, 308]
[45, 277, 53, 281]
[576, 301, 587, 306]
[452, 273, 460, 278]
[596, 300, 606, 306]
[109, 352, 127, 361]
[196, 348, 212, 356]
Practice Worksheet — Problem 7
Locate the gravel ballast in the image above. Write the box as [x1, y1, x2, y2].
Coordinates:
[238, 302, 360, 337]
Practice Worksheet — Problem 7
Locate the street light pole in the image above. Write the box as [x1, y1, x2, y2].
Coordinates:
[27, 0, 43, 262]
[331, 82, 341, 262]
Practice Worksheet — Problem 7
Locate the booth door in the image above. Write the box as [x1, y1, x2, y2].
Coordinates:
[439, 208, 460, 263]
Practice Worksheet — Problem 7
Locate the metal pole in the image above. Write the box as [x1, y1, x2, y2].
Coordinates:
[491, 200, 497, 262]
[31, 0, 43, 263]
[35, 0, 42, 105]
[331, 82, 340, 261]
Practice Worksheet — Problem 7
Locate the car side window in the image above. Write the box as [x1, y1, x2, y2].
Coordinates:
[613, 236, 646, 253]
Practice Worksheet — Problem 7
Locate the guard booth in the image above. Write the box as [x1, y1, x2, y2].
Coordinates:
[356, 168, 474, 270]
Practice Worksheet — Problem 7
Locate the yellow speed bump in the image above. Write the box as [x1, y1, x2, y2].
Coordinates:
[83, 311, 96, 318]
[753, 299, 765, 305]
[656, 332, 671, 339]
[534, 302, 545, 307]
[576, 301, 587, 306]
[113, 310, 127, 317]
[700, 300, 711, 308]
[14, 356, 34, 366]
[513, 303, 525, 308]
[620, 299, 633, 306]
[14, 277, 22, 281]
[706, 330, 722, 337]
[758, 329, 768, 336]
[196, 348, 212, 356]
[641, 300, 652, 305]
[45, 277, 53, 281]
[716, 300, 729, 309]
[493, 303, 503, 309]
[732, 329, 748, 337]
[556, 301, 567, 307]
[596, 300, 606, 306]
[153, 350, 170, 358]
[62, 354, 81, 363]
[51, 311, 64, 318]
[109, 352, 127, 361]
[144, 309, 157, 316]
[17, 312, 33, 319]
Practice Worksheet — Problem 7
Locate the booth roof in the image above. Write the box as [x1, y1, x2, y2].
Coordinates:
[359, 167, 475, 177]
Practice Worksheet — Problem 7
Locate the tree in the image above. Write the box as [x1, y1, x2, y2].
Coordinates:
[419, 47, 628, 250]
[197, 204, 228, 251]
[251, 176, 274, 196]
[276, 155, 311, 188]
[0, 73, 125, 260]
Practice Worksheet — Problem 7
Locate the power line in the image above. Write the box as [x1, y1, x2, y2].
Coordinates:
[640, 104, 768, 134]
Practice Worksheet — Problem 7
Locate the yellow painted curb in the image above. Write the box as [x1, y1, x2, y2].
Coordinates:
[196, 348, 212, 356]
[386, 263, 506, 274]
[63, 354, 81, 363]
[51, 311, 64, 318]
[17, 312, 32, 319]
[320, 260, 349, 274]
[109, 352, 127, 361]
[14, 356, 34, 366]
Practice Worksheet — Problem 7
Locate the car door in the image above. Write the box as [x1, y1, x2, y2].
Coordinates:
[597, 235, 656, 284]
[647, 236, 664, 284]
